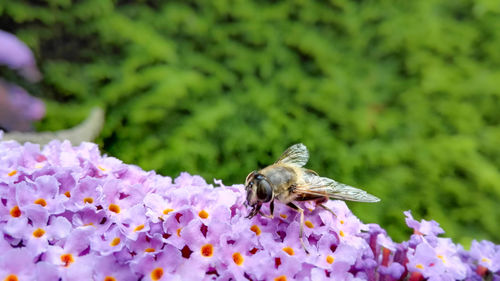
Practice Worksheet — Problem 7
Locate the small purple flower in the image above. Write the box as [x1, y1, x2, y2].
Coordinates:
[407, 242, 445, 277]
[404, 210, 444, 236]
[0, 247, 37, 280]
[3, 205, 71, 256]
[406, 238, 467, 280]
[89, 224, 126, 255]
[42, 228, 95, 280]
[434, 238, 467, 279]
[378, 262, 405, 280]
[16, 175, 66, 215]
[93, 255, 137, 281]
[469, 240, 500, 273]
[144, 193, 172, 223]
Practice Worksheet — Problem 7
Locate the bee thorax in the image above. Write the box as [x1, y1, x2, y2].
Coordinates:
[260, 165, 297, 194]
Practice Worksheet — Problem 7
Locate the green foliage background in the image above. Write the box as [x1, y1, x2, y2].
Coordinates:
[2, 0, 500, 246]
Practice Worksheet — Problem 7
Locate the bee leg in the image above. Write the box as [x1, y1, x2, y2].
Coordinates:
[258, 211, 273, 219]
[286, 202, 309, 255]
[318, 203, 337, 218]
[257, 200, 275, 219]
[269, 200, 275, 218]
[246, 203, 262, 219]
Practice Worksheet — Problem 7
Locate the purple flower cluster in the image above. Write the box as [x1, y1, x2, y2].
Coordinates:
[1, 138, 499, 281]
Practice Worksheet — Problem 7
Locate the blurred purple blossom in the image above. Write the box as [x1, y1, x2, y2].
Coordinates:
[0, 30, 41, 82]
[0, 137, 499, 280]
[0, 30, 45, 132]
[0, 80, 45, 132]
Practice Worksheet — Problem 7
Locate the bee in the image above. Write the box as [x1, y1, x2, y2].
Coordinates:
[244, 143, 380, 253]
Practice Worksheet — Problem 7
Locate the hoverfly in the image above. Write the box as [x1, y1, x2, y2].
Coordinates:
[244, 143, 380, 253]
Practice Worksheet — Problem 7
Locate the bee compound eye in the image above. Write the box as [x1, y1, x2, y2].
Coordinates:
[245, 181, 253, 192]
[256, 180, 273, 203]
[246, 188, 253, 203]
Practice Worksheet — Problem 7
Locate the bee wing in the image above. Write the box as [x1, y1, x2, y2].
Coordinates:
[295, 175, 380, 203]
[275, 143, 309, 167]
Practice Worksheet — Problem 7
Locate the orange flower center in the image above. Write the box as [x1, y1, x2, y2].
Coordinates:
[201, 244, 214, 257]
[163, 208, 174, 215]
[232, 252, 244, 265]
[4, 275, 18, 281]
[304, 220, 314, 228]
[64, 191, 71, 198]
[326, 255, 334, 264]
[282, 247, 294, 256]
[250, 225, 261, 236]
[33, 228, 46, 238]
[145, 248, 155, 253]
[7, 170, 17, 177]
[83, 197, 94, 204]
[61, 254, 74, 267]
[104, 277, 117, 281]
[108, 204, 120, 213]
[274, 276, 287, 281]
[151, 268, 163, 281]
[110, 237, 121, 247]
[34, 198, 47, 207]
[198, 209, 209, 219]
[10, 206, 21, 218]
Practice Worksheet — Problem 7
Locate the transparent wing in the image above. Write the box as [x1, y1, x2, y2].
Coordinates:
[295, 175, 380, 203]
[275, 143, 309, 167]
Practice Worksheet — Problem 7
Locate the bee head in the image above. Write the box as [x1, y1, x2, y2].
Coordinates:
[245, 171, 274, 206]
